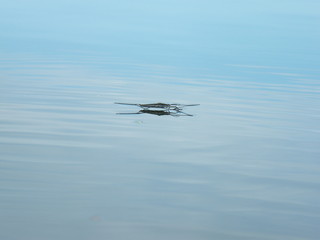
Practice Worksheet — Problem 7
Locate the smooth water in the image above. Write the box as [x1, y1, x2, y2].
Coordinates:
[1, 1, 320, 240]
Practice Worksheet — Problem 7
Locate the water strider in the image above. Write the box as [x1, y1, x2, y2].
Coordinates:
[115, 102, 200, 117]
[115, 102, 199, 111]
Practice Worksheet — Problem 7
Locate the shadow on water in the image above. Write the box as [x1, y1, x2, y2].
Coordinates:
[117, 109, 194, 117]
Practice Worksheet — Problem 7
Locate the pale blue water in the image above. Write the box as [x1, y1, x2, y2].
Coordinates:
[1, 1, 320, 240]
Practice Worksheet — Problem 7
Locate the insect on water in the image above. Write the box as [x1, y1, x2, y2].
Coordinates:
[115, 102, 200, 117]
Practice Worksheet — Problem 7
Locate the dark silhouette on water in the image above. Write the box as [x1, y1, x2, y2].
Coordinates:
[117, 109, 193, 117]
[115, 102, 199, 111]
[115, 102, 199, 117]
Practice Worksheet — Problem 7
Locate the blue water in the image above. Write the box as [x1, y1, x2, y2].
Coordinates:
[1, 1, 320, 239]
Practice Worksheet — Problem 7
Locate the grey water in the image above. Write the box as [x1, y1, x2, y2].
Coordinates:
[1, 1, 320, 240]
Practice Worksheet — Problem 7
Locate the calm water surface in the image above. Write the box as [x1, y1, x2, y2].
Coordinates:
[1, 1, 320, 240]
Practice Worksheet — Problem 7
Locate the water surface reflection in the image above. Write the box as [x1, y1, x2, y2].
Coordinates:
[1, 54, 320, 240]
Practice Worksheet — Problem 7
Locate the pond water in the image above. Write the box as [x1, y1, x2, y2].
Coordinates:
[1, 1, 320, 240]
